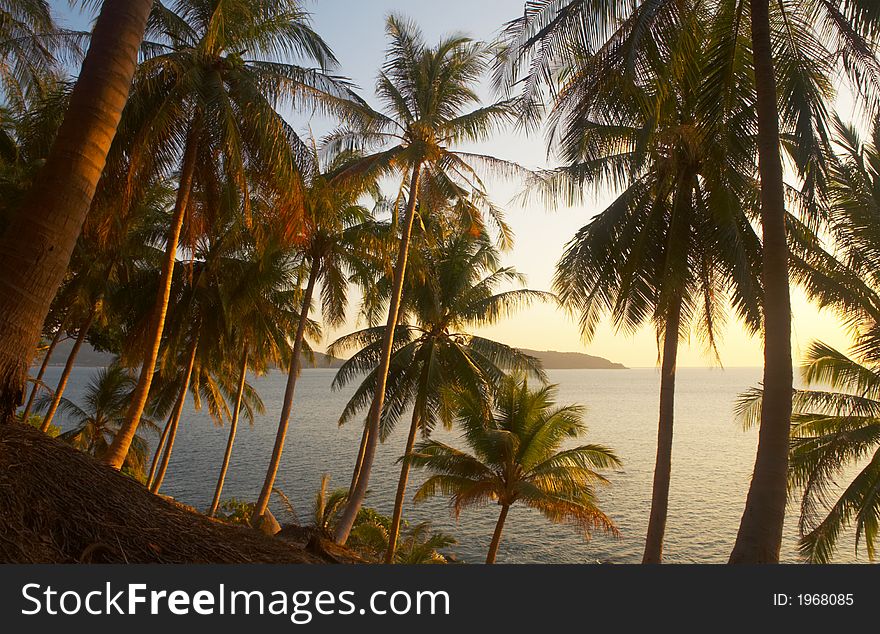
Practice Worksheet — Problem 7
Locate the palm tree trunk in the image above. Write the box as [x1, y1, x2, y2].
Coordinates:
[730, 0, 792, 564]
[209, 345, 249, 517]
[384, 406, 421, 563]
[0, 0, 152, 424]
[385, 353, 432, 563]
[147, 411, 174, 488]
[348, 420, 370, 498]
[335, 162, 423, 545]
[642, 293, 683, 564]
[486, 504, 510, 564]
[40, 307, 97, 432]
[252, 260, 321, 523]
[104, 131, 201, 469]
[20, 324, 65, 422]
[150, 334, 199, 494]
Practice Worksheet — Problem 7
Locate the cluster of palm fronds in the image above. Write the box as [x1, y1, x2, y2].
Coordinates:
[2, 0, 880, 564]
[2, 2, 624, 565]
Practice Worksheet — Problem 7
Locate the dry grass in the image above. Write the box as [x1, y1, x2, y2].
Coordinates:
[0, 422, 337, 563]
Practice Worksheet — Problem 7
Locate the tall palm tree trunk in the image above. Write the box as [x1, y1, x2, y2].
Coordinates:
[335, 163, 423, 544]
[730, 0, 792, 564]
[486, 504, 510, 564]
[252, 261, 321, 523]
[20, 324, 65, 422]
[384, 407, 421, 563]
[642, 294, 683, 563]
[147, 411, 174, 488]
[104, 132, 201, 469]
[209, 344, 249, 517]
[385, 354, 432, 563]
[348, 421, 370, 497]
[150, 335, 199, 494]
[0, 0, 152, 424]
[40, 307, 97, 432]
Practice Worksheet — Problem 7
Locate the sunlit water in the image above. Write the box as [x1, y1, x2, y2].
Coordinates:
[40, 366, 867, 564]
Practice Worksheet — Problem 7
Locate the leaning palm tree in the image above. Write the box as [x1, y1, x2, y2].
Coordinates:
[37, 363, 159, 481]
[103, 0, 363, 469]
[330, 228, 550, 562]
[251, 145, 384, 526]
[330, 14, 526, 544]
[0, 0, 153, 423]
[411, 375, 620, 564]
[146, 224, 267, 494]
[208, 236, 300, 517]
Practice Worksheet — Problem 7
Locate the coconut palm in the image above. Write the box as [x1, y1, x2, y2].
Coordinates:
[519, 8, 764, 562]
[330, 15, 527, 544]
[498, 0, 880, 564]
[410, 374, 620, 563]
[37, 178, 174, 434]
[37, 363, 159, 481]
[19, 320, 67, 423]
[0, 0, 85, 109]
[251, 145, 385, 526]
[103, 0, 363, 469]
[147, 225, 269, 494]
[207, 236, 300, 517]
[737, 339, 880, 562]
[0, 0, 153, 423]
[787, 342, 880, 563]
[330, 228, 550, 562]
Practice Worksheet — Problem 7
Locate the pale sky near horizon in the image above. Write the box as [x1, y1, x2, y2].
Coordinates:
[53, 0, 857, 368]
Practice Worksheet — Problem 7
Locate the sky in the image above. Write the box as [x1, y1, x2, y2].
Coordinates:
[52, 0, 857, 368]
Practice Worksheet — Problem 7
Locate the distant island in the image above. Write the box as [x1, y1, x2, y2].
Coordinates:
[50, 341, 625, 370]
[520, 349, 626, 370]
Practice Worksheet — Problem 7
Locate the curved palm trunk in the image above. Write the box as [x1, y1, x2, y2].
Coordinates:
[335, 162, 423, 545]
[0, 0, 152, 424]
[252, 261, 321, 523]
[20, 324, 65, 422]
[642, 295, 683, 563]
[209, 345, 249, 517]
[384, 406, 421, 563]
[147, 411, 174, 488]
[150, 335, 199, 494]
[40, 307, 97, 432]
[730, 0, 792, 564]
[104, 132, 201, 469]
[486, 504, 510, 564]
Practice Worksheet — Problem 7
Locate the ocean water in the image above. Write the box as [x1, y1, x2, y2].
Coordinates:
[37, 366, 867, 564]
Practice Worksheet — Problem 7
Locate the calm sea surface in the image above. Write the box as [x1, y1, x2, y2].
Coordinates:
[40, 366, 867, 564]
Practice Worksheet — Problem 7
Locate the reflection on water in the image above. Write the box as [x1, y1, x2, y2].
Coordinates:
[41, 366, 865, 563]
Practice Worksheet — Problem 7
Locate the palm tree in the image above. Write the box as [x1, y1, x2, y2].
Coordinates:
[37, 363, 159, 481]
[516, 7, 764, 562]
[733, 114, 880, 563]
[499, 0, 880, 564]
[738, 341, 880, 563]
[0, 0, 153, 424]
[37, 177, 174, 434]
[0, 0, 83, 110]
[146, 225, 267, 494]
[330, 15, 525, 544]
[330, 228, 550, 562]
[410, 375, 620, 563]
[251, 146, 384, 526]
[19, 320, 67, 423]
[207, 236, 299, 517]
[103, 0, 362, 469]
